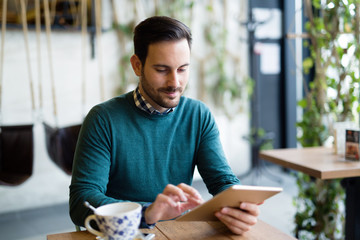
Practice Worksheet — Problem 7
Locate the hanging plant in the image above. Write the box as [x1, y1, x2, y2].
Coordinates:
[205, 24, 242, 102]
[202, 2, 248, 118]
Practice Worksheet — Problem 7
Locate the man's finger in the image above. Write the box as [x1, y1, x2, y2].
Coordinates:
[177, 183, 203, 201]
[163, 184, 188, 202]
[240, 202, 260, 217]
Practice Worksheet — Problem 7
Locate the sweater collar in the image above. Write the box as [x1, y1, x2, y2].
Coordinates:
[133, 87, 174, 115]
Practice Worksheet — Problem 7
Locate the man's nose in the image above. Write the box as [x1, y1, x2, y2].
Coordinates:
[167, 71, 180, 88]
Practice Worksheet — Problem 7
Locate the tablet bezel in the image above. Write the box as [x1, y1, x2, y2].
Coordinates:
[176, 185, 282, 221]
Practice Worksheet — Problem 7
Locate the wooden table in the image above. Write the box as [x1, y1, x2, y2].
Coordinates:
[260, 147, 360, 240]
[47, 220, 297, 240]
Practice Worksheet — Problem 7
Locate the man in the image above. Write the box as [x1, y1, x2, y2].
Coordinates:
[69, 16, 259, 235]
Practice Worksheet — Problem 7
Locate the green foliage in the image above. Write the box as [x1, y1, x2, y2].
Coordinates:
[302, 57, 314, 74]
[202, 4, 246, 117]
[296, 99, 327, 147]
[155, 0, 195, 19]
[298, 0, 360, 143]
[294, 173, 345, 240]
[295, 0, 360, 238]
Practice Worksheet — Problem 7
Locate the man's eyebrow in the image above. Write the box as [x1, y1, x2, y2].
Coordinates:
[179, 63, 190, 68]
[152, 63, 190, 68]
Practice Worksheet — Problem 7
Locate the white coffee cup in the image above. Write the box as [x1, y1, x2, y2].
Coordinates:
[85, 202, 142, 240]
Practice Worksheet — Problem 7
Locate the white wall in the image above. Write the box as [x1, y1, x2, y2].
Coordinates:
[0, 28, 122, 213]
[0, 1, 250, 213]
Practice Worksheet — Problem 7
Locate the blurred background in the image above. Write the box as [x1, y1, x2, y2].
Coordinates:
[1, 0, 359, 239]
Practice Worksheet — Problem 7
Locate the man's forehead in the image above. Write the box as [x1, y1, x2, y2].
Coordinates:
[145, 40, 191, 66]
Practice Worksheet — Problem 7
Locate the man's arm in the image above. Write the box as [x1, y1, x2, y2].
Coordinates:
[196, 107, 241, 195]
[195, 106, 260, 234]
[69, 106, 136, 226]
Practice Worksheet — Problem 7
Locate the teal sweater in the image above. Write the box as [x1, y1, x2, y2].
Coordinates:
[69, 91, 240, 226]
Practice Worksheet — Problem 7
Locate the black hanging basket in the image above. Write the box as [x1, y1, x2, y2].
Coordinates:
[0, 124, 34, 186]
[43, 123, 81, 175]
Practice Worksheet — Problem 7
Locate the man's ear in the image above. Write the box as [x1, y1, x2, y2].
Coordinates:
[130, 54, 142, 76]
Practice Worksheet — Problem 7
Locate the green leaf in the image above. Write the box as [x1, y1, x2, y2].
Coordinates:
[303, 58, 314, 74]
[312, 0, 322, 9]
[298, 99, 308, 108]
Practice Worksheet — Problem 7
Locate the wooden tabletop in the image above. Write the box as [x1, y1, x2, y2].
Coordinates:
[259, 147, 360, 179]
[47, 220, 296, 240]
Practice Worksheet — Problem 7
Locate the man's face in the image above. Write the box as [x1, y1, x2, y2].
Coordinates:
[135, 39, 190, 113]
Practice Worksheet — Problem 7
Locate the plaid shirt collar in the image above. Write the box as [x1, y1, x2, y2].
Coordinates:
[133, 87, 174, 115]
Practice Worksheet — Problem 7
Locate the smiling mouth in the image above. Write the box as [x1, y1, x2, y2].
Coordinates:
[163, 91, 178, 99]
[161, 88, 182, 98]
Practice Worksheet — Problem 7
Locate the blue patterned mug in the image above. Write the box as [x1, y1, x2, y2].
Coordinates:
[85, 202, 142, 240]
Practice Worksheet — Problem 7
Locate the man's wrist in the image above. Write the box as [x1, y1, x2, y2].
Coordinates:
[140, 203, 156, 229]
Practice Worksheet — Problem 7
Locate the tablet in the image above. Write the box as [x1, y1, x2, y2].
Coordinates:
[176, 185, 282, 221]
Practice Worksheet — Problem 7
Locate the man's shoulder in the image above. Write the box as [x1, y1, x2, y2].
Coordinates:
[95, 92, 132, 110]
[88, 92, 133, 118]
[180, 96, 209, 111]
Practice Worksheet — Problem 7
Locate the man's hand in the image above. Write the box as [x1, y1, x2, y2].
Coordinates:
[144, 183, 204, 225]
[215, 202, 260, 235]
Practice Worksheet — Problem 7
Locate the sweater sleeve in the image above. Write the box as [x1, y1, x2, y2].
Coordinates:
[195, 107, 241, 196]
[69, 106, 148, 227]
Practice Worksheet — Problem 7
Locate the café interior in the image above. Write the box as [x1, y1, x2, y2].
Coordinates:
[0, 0, 360, 239]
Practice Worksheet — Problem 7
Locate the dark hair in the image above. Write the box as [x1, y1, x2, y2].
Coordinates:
[133, 16, 192, 65]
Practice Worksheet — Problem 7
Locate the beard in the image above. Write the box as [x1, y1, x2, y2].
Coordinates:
[140, 71, 184, 110]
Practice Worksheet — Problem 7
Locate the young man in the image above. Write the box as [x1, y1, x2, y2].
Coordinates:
[69, 16, 259, 235]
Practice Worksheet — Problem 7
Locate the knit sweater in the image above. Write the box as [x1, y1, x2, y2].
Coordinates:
[69, 91, 240, 227]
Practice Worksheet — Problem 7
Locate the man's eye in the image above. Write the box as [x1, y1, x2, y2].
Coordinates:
[178, 68, 187, 72]
[156, 69, 167, 73]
